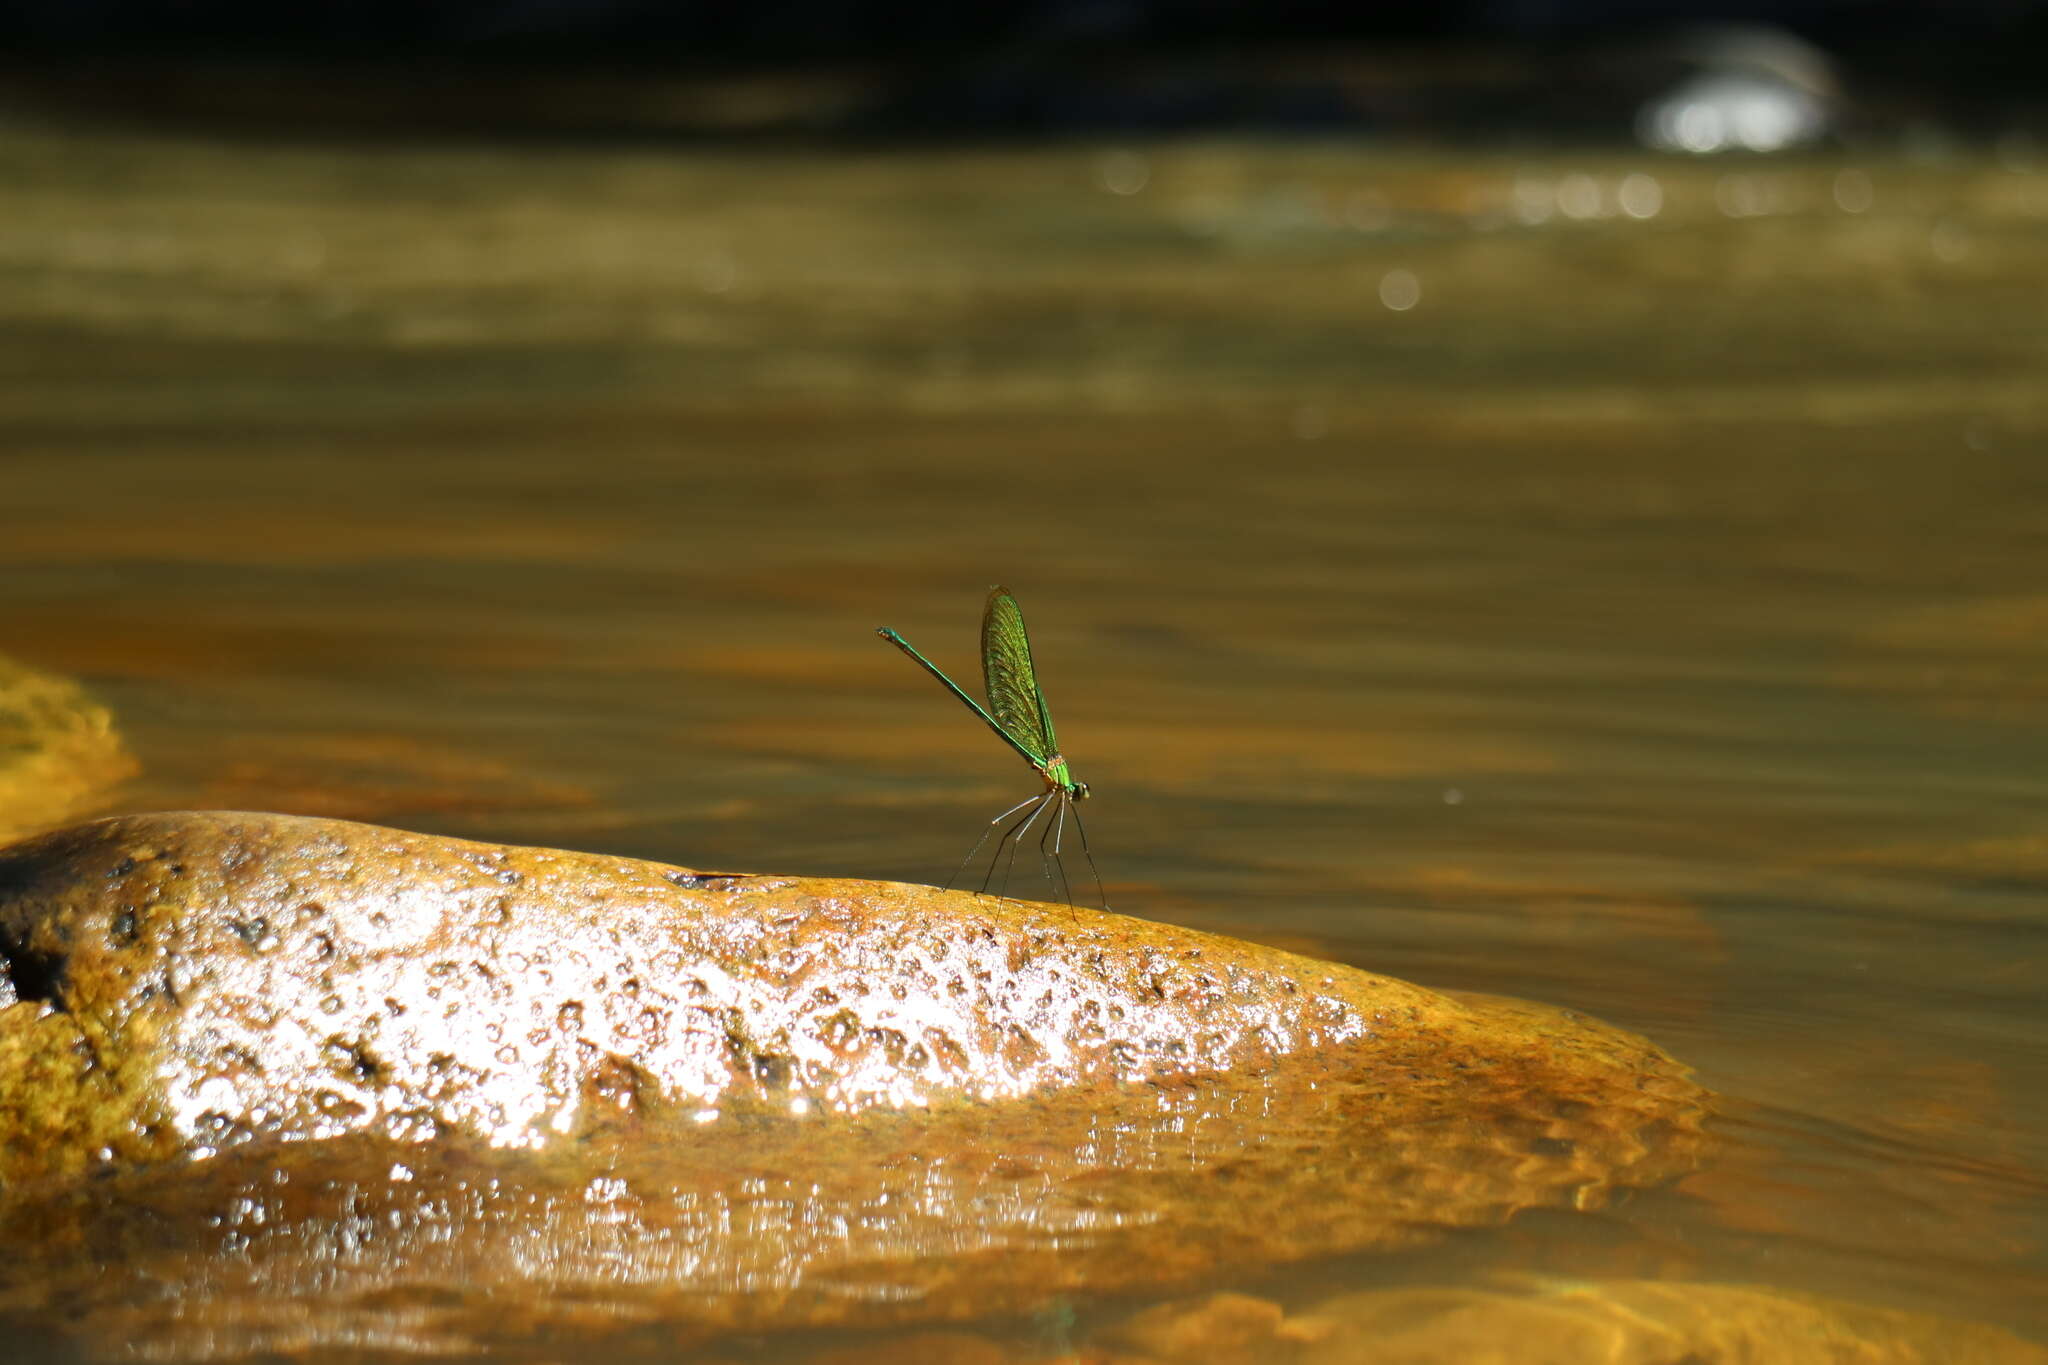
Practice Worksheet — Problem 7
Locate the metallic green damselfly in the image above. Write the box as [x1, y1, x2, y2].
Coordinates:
[878, 586, 1106, 907]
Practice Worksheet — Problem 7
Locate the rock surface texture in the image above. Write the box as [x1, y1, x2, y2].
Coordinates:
[0, 811, 1712, 1358]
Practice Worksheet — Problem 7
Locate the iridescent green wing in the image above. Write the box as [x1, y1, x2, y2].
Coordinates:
[980, 586, 1058, 764]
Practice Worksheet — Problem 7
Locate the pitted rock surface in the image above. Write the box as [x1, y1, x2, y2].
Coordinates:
[0, 811, 1458, 1169]
[0, 811, 1712, 1356]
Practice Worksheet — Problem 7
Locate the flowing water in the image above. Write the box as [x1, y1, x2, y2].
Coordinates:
[3, 107, 2046, 1355]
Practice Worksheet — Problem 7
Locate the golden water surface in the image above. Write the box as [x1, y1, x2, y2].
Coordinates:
[3, 104, 2046, 1356]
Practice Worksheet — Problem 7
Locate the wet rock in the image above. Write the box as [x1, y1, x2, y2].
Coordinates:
[0, 811, 1712, 1356]
[0, 810, 1706, 1181]
[0, 654, 135, 844]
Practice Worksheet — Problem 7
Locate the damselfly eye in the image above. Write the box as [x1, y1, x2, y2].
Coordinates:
[1072, 781, 1091, 800]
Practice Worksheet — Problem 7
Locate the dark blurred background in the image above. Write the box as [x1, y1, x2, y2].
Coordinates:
[0, 1, 2042, 144]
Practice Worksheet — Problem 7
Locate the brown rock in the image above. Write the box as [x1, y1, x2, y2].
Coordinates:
[0, 811, 1711, 1357]
[0, 810, 1705, 1179]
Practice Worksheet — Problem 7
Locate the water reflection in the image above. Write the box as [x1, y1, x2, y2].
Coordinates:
[4, 1023, 1703, 1359]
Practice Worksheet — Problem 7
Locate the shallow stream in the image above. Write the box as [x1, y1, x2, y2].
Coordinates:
[4, 110, 2045, 1356]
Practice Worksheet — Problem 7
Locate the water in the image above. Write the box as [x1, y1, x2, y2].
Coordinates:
[3, 111, 2045, 1354]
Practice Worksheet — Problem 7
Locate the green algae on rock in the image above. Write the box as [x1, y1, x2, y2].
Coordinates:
[0, 811, 1711, 1355]
[0, 654, 135, 844]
